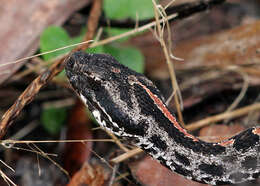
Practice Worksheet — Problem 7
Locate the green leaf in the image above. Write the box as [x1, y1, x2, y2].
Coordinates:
[103, 0, 129, 19]
[104, 45, 144, 73]
[103, 0, 155, 41]
[86, 45, 105, 54]
[40, 26, 85, 80]
[40, 26, 70, 61]
[56, 69, 66, 80]
[40, 107, 67, 135]
[128, 0, 155, 19]
[40, 26, 84, 61]
[104, 27, 131, 42]
[103, 0, 154, 20]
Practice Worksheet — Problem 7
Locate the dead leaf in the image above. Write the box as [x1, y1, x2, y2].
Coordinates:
[199, 124, 245, 142]
[67, 162, 105, 186]
[129, 156, 207, 186]
[0, 0, 90, 85]
[64, 100, 93, 176]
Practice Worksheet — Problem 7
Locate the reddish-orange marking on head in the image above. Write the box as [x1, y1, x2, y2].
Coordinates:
[111, 67, 121, 73]
[253, 127, 260, 135]
[218, 139, 234, 147]
[137, 82, 198, 141]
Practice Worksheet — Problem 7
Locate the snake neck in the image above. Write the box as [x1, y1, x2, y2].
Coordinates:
[117, 80, 260, 185]
[65, 52, 260, 185]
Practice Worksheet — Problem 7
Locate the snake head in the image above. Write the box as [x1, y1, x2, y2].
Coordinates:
[65, 51, 165, 138]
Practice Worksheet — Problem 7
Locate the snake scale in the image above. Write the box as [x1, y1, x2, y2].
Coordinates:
[65, 51, 260, 185]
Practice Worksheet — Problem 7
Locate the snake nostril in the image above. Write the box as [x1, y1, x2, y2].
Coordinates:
[69, 75, 78, 84]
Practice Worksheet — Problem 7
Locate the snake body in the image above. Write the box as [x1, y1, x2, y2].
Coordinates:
[65, 51, 260, 185]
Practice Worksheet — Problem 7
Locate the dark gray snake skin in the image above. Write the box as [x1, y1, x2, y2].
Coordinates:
[65, 51, 260, 185]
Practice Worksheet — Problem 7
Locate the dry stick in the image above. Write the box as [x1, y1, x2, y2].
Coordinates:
[90, 149, 133, 184]
[0, 168, 17, 186]
[242, 66, 260, 77]
[1, 2, 178, 151]
[90, 13, 178, 48]
[111, 148, 143, 164]
[180, 70, 226, 91]
[0, 41, 91, 69]
[108, 164, 119, 186]
[186, 103, 260, 131]
[11, 57, 46, 81]
[30, 143, 69, 177]
[106, 131, 129, 152]
[223, 66, 249, 123]
[152, 0, 185, 126]
[0, 7, 176, 140]
[0, 56, 66, 139]
[16, 12, 177, 69]
[1, 139, 114, 147]
[8, 120, 39, 140]
[0, 0, 102, 139]
[97, 0, 226, 28]
[75, 0, 102, 51]
[114, 172, 130, 182]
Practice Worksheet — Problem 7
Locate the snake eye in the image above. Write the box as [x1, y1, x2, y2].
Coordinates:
[128, 75, 137, 85]
[86, 76, 101, 91]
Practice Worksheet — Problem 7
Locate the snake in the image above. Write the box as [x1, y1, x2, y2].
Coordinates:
[65, 51, 260, 185]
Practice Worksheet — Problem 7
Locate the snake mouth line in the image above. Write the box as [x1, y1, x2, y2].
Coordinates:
[79, 93, 123, 135]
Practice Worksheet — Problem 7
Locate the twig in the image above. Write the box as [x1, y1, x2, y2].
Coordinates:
[0, 169, 17, 186]
[75, 0, 102, 51]
[1, 139, 114, 146]
[0, 56, 66, 139]
[29, 143, 69, 177]
[186, 103, 260, 131]
[110, 148, 143, 164]
[0, 0, 102, 139]
[0, 41, 91, 69]
[90, 13, 178, 48]
[223, 66, 249, 120]
[90, 149, 133, 184]
[108, 164, 119, 186]
[0, 159, 16, 186]
[152, 0, 185, 126]
[8, 120, 39, 140]
[114, 172, 130, 182]
[106, 131, 129, 152]
[98, 0, 226, 28]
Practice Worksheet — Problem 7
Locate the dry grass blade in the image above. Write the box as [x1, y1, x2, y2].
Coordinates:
[90, 13, 178, 48]
[74, 0, 102, 51]
[106, 131, 129, 152]
[0, 169, 17, 186]
[0, 41, 92, 69]
[90, 149, 133, 184]
[110, 148, 143, 164]
[152, 0, 185, 126]
[0, 0, 102, 139]
[223, 66, 249, 122]
[108, 164, 119, 186]
[0, 139, 114, 146]
[29, 143, 69, 177]
[0, 56, 66, 139]
[187, 103, 260, 131]
[0, 159, 16, 186]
